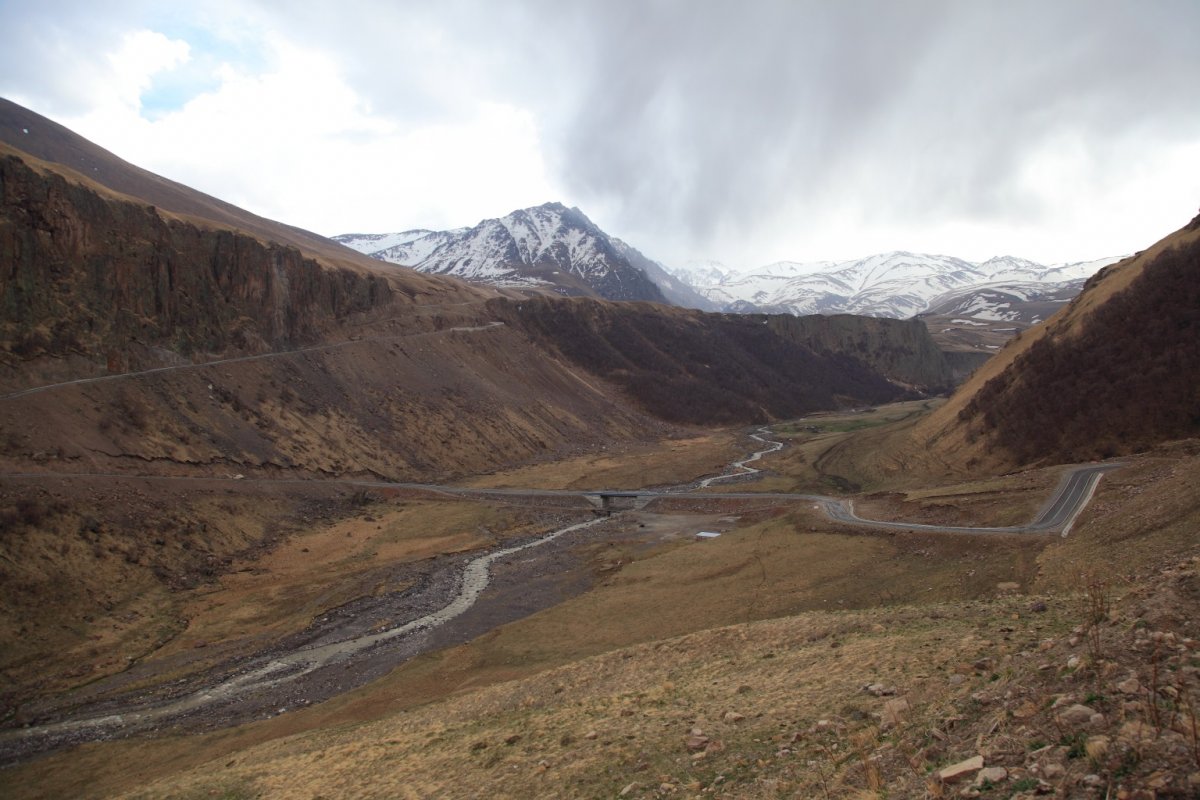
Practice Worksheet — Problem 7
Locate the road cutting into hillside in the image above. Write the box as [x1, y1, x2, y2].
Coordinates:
[0, 321, 506, 401]
[0, 428, 1120, 763]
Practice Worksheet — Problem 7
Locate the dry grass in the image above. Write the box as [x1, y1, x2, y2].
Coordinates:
[461, 432, 744, 490]
[0, 488, 292, 704]
[149, 501, 543, 664]
[737, 400, 964, 495]
[849, 469, 1064, 529]
[106, 596, 1073, 800]
[6, 419, 1199, 798]
[56, 441, 1196, 800]
[0, 501, 1051, 799]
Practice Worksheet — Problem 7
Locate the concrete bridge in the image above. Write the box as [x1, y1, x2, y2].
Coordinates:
[583, 491, 653, 515]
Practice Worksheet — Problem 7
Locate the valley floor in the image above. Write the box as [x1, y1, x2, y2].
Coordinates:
[1, 406, 1198, 798]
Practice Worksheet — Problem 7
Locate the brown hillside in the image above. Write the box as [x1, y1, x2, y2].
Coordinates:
[490, 298, 920, 425]
[0, 152, 395, 386]
[766, 312, 955, 391]
[886, 214, 1200, 475]
[0, 102, 959, 719]
[0, 98, 438, 278]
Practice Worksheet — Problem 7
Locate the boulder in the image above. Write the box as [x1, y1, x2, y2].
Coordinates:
[937, 755, 985, 784]
[1056, 704, 1097, 727]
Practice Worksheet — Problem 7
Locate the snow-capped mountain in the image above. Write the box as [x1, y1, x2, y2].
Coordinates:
[670, 260, 738, 287]
[668, 252, 1122, 320]
[333, 203, 666, 303]
[922, 281, 1085, 324]
[337, 205, 1121, 323]
[335, 228, 476, 271]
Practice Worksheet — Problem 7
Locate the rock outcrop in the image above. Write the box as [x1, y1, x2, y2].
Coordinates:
[1, 152, 392, 376]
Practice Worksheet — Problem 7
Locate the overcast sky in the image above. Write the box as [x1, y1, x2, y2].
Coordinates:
[2, 0, 1198, 269]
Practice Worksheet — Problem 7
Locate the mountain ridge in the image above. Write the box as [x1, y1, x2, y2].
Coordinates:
[335, 203, 667, 303]
[338, 199, 1118, 326]
[841, 213, 1200, 479]
[0, 98, 442, 282]
[668, 251, 1121, 320]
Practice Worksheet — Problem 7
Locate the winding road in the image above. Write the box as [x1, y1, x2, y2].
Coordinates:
[0, 426, 1120, 762]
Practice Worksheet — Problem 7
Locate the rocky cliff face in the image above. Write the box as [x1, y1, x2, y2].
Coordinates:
[765, 314, 955, 391]
[1, 153, 392, 380]
[489, 297, 927, 425]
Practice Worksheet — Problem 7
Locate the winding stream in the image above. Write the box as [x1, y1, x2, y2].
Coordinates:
[0, 424, 1119, 763]
[0, 427, 782, 762]
[696, 427, 784, 488]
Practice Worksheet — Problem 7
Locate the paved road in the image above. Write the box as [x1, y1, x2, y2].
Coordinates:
[0, 457, 1119, 537]
[364, 466, 1118, 536]
[0, 430, 1122, 761]
[806, 464, 1121, 535]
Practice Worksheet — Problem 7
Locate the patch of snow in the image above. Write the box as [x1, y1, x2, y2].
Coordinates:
[667, 250, 1122, 321]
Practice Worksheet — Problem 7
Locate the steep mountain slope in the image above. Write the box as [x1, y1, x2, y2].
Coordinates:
[335, 204, 667, 303]
[490, 298, 924, 425]
[922, 280, 1085, 325]
[955, 234, 1200, 464]
[0, 121, 682, 481]
[765, 314, 955, 391]
[610, 239, 719, 310]
[900, 216, 1200, 472]
[0, 98, 428, 277]
[918, 279, 1089, 360]
[0, 101, 957, 485]
[0, 151, 395, 381]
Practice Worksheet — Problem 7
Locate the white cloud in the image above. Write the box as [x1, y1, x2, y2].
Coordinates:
[105, 30, 191, 111]
[3, 1, 1198, 270]
[57, 33, 558, 236]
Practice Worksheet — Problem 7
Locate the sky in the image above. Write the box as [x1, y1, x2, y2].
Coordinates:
[1, 0, 1198, 271]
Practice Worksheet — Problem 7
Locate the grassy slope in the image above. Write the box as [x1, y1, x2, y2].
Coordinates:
[7, 441, 1188, 799]
[7, 414, 1199, 798]
[793, 217, 1200, 487]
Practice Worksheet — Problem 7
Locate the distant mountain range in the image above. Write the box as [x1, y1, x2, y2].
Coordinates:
[667, 253, 1122, 321]
[336, 203, 1120, 325]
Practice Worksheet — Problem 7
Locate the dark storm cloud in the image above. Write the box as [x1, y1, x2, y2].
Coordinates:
[4, 0, 1198, 262]
[529, 0, 1200, 251]
[266, 0, 1198, 258]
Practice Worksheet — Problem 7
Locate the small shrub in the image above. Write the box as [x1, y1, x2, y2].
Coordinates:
[16, 499, 45, 526]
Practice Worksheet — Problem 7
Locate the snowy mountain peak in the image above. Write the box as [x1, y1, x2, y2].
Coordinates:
[332, 229, 436, 255]
[667, 251, 1120, 320]
[333, 204, 666, 303]
[667, 260, 737, 288]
